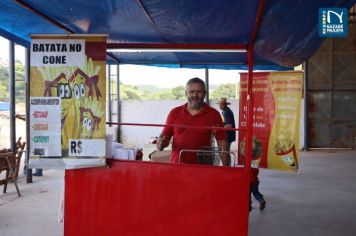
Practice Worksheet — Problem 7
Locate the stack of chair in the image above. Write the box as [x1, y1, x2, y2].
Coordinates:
[0, 137, 26, 197]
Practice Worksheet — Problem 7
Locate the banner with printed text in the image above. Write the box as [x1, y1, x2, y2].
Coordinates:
[29, 35, 107, 169]
[238, 71, 303, 172]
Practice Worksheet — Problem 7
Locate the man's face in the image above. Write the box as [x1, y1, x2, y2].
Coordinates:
[185, 82, 206, 109]
[219, 103, 227, 110]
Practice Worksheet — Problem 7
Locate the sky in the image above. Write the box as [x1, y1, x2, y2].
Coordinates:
[0, 36, 241, 88]
[0, 37, 26, 63]
[118, 65, 241, 88]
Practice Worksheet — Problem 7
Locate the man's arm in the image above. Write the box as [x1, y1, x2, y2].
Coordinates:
[216, 139, 229, 166]
[224, 124, 232, 128]
[157, 134, 171, 151]
[223, 109, 234, 128]
[157, 109, 174, 151]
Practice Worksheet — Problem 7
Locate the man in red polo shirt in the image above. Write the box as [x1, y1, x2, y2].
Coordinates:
[157, 77, 228, 166]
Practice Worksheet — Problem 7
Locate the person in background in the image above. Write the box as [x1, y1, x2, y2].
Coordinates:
[250, 168, 266, 211]
[240, 136, 266, 211]
[217, 98, 236, 158]
[157, 77, 229, 166]
[33, 168, 43, 176]
[24, 167, 43, 176]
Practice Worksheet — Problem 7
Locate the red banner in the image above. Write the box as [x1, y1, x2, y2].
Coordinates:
[239, 71, 303, 172]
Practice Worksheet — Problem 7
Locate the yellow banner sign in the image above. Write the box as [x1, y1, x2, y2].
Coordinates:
[29, 34, 107, 169]
[239, 71, 303, 172]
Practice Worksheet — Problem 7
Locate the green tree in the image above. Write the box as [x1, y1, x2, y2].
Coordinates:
[120, 84, 144, 100]
[15, 61, 26, 102]
[0, 65, 8, 101]
[0, 82, 7, 100]
[171, 86, 185, 100]
[0, 60, 26, 102]
[211, 83, 236, 99]
[158, 91, 174, 100]
[117, 82, 240, 101]
[15, 60, 25, 81]
[125, 90, 142, 100]
[148, 90, 174, 100]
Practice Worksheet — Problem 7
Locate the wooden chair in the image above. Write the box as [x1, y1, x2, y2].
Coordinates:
[0, 152, 21, 196]
[14, 137, 26, 179]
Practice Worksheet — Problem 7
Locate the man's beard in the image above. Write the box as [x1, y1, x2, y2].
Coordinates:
[188, 97, 204, 109]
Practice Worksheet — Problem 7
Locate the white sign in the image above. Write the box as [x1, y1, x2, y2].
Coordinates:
[31, 39, 85, 67]
[30, 97, 61, 156]
[68, 139, 106, 157]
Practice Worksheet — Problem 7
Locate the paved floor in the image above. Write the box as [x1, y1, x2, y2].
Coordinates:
[0, 150, 355, 236]
[249, 150, 356, 236]
[0, 167, 64, 236]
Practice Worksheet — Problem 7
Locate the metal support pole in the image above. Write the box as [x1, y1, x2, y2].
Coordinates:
[303, 62, 308, 150]
[25, 47, 32, 183]
[108, 65, 112, 125]
[9, 41, 16, 151]
[205, 68, 209, 105]
[116, 65, 121, 142]
[107, 43, 247, 52]
[244, 44, 254, 171]
[244, 0, 265, 170]
[330, 38, 335, 148]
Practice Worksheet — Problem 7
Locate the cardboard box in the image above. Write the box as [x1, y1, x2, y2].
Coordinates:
[149, 150, 171, 163]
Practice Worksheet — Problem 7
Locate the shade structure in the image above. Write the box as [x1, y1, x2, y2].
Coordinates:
[0, 0, 354, 69]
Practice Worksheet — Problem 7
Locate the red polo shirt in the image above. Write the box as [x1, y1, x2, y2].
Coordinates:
[162, 103, 226, 164]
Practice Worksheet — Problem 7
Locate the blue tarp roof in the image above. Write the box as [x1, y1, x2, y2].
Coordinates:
[0, 0, 355, 69]
[0, 102, 9, 111]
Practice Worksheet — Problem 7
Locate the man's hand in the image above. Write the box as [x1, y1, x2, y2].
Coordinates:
[216, 139, 229, 166]
[221, 154, 230, 167]
[157, 135, 171, 151]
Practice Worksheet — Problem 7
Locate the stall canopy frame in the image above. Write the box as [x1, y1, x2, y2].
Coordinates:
[1, 0, 355, 169]
[0, 0, 355, 69]
[1, 1, 355, 235]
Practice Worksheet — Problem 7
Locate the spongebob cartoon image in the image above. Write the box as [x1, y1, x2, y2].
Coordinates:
[38, 67, 76, 153]
[79, 98, 103, 139]
[68, 57, 101, 102]
[65, 57, 101, 143]
[36, 56, 103, 156]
